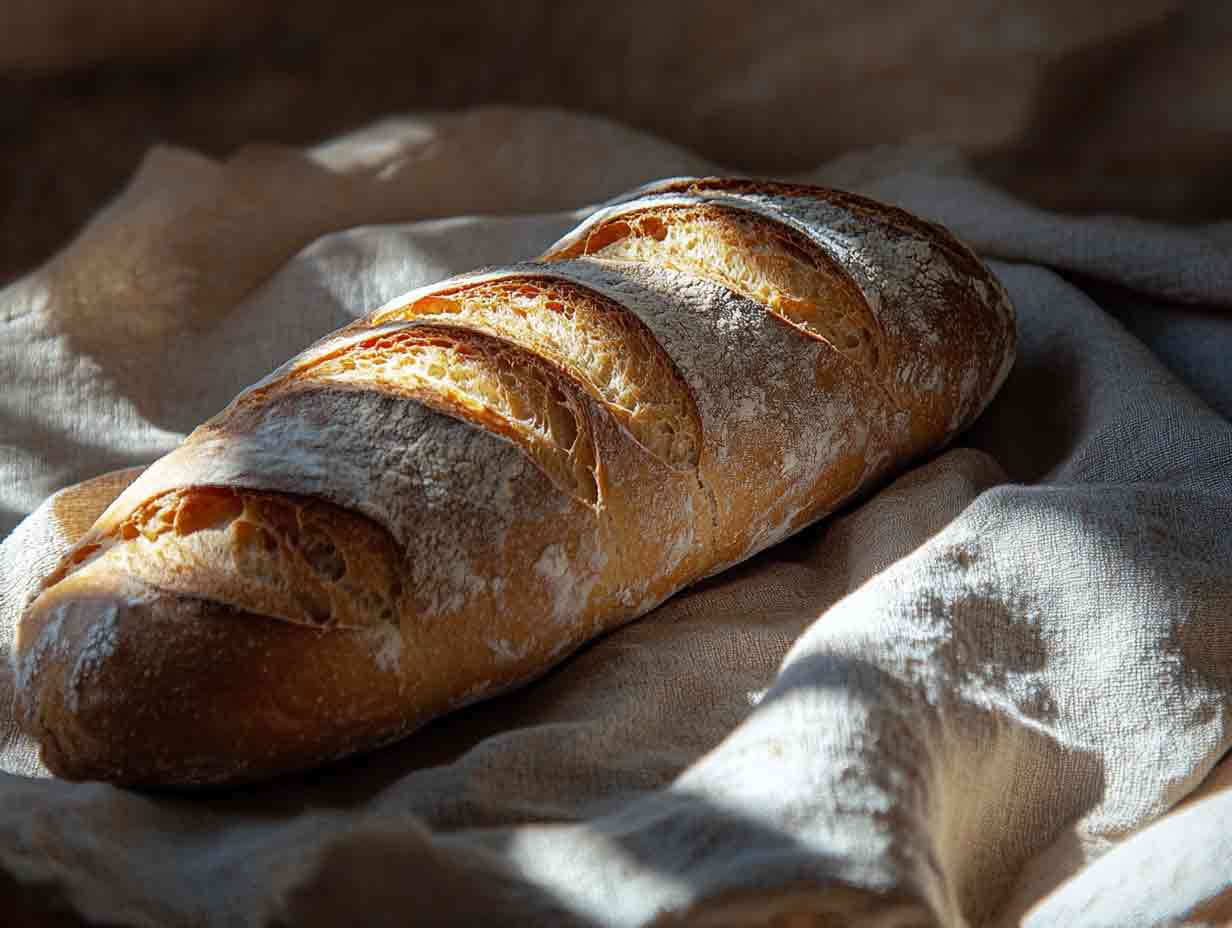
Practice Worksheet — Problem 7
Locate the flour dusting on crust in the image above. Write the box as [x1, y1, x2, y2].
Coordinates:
[65, 603, 120, 713]
[368, 624, 404, 674]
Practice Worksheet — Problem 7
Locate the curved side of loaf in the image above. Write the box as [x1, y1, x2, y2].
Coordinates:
[14, 179, 1016, 786]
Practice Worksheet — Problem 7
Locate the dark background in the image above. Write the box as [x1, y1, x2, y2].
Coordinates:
[3, 0, 1229, 284]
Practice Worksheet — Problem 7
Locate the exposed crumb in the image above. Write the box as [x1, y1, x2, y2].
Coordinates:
[547, 203, 885, 378]
[300, 325, 602, 506]
[372, 276, 702, 469]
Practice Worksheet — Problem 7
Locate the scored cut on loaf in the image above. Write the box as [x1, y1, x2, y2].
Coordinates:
[13, 178, 1016, 786]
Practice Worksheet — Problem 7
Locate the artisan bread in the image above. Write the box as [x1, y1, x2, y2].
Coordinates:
[14, 178, 1016, 786]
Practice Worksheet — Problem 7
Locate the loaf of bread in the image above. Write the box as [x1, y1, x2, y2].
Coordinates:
[14, 178, 1016, 786]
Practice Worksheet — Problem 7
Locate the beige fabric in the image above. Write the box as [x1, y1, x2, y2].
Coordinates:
[2, 108, 1232, 926]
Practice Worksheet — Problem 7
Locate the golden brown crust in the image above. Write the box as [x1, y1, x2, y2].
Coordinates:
[646, 176, 990, 282]
[544, 202, 886, 382]
[369, 274, 704, 469]
[13, 178, 1016, 786]
[43, 486, 407, 631]
[19, 574, 417, 786]
[548, 177, 1016, 463]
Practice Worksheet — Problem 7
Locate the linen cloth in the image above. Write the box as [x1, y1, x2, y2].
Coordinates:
[1, 107, 1231, 926]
